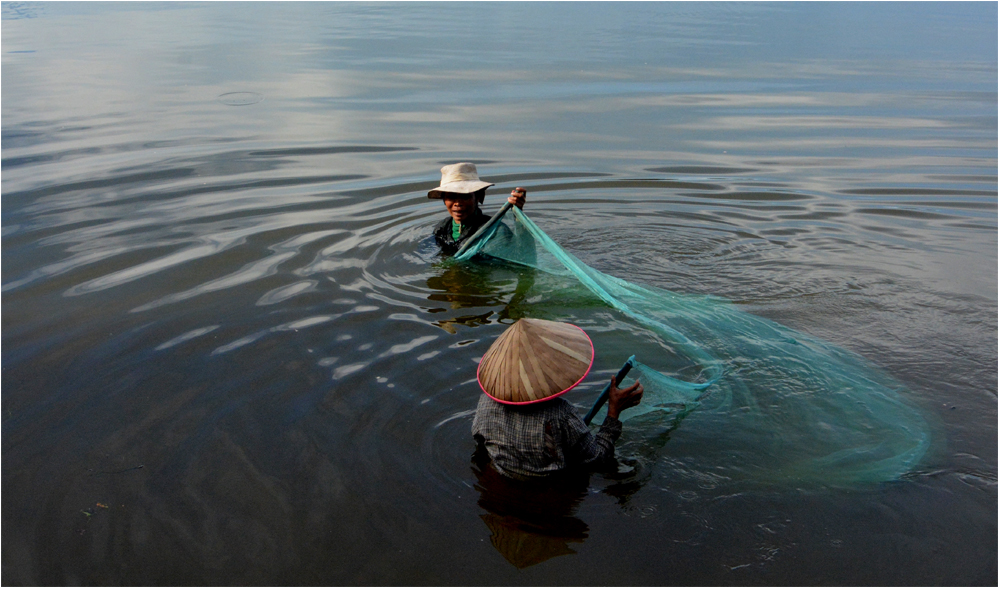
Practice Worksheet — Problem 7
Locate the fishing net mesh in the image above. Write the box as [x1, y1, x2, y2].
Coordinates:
[455, 207, 930, 486]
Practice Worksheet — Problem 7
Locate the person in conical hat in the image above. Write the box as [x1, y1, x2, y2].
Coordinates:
[472, 318, 644, 479]
[429, 162, 527, 254]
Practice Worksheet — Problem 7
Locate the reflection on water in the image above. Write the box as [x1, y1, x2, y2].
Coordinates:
[2, 2, 996, 585]
[472, 449, 590, 569]
[426, 259, 536, 333]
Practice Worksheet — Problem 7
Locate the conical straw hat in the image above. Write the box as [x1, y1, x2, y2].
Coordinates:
[477, 318, 594, 404]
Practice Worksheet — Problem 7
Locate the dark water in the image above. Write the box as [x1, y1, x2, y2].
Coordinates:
[2, 2, 996, 585]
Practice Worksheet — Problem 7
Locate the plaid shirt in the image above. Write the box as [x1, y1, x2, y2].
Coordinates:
[472, 394, 622, 479]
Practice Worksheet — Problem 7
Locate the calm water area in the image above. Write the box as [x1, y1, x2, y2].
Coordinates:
[2, 2, 997, 585]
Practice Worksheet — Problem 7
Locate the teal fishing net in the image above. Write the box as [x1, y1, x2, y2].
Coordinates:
[455, 206, 930, 486]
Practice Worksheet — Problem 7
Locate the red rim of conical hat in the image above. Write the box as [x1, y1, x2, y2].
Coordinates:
[477, 318, 594, 405]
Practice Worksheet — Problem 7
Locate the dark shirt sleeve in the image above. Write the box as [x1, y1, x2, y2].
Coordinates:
[561, 407, 622, 468]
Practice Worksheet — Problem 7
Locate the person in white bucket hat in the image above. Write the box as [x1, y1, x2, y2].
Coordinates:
[429, 162, 527, 253]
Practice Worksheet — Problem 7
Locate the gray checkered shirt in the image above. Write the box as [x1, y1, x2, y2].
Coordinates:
[471, 394, 623, 479]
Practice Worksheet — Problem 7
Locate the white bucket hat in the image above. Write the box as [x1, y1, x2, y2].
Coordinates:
[427, 162, 495, 199]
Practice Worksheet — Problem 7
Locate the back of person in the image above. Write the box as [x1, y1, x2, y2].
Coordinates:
[471, 318, 643, 479]
[473, 395, 622, 479]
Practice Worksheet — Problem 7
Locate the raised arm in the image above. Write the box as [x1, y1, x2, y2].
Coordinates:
[507, 187, 526, 208]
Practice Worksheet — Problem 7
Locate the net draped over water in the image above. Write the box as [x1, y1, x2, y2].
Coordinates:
[455, 206, 930, 486]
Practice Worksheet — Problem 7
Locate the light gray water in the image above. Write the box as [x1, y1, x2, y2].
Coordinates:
[2, 2, 996, 584]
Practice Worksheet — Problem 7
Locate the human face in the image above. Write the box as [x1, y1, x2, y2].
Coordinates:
[442, 192, 478, 223]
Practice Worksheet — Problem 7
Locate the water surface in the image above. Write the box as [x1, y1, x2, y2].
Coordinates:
[2, 2, 996, 585]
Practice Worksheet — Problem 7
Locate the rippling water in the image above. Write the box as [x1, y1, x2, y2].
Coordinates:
[3, 2, 996, 585]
